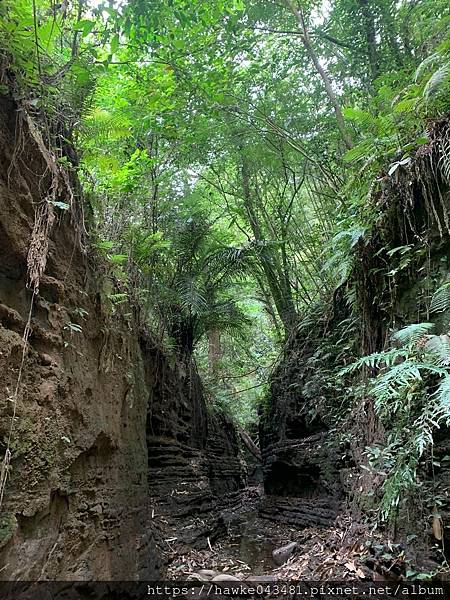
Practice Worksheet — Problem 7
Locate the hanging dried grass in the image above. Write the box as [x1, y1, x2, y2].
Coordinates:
[27, 202, 56, 293]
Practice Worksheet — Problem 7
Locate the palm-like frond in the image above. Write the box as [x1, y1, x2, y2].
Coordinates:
[206, 242, 258, 282]
[175, 276, 208, 315]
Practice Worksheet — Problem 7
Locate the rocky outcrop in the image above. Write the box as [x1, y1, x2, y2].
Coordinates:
[0, 95, 244, 579]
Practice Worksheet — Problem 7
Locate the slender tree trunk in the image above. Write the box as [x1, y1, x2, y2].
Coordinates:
[208, 328, 222, 375]
[284, 0, 353, 150]
[240, 152, 298, 333]
[358, 0, 380, 80]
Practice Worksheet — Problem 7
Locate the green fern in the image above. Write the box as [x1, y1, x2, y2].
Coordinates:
[425, 334, 450, 366]
[391, 322, 434, 346]
[340, 348, 408, 375]
[430, 282, 450, 313]
[415, 53, 441, 82]
[81, 108, 132, 143]
[423, 61, 450, 101]
[434, 375, 450, 419]
[346, 318, 450, 523]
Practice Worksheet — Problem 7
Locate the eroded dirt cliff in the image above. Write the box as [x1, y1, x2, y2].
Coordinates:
[0, 95, 244, 580]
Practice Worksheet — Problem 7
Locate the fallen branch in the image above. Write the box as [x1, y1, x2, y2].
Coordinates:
[238, 426, 261, 462]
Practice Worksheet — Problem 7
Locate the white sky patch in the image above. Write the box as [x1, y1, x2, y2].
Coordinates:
[311, 0, 331, 26]
[85, 0, 126, 19]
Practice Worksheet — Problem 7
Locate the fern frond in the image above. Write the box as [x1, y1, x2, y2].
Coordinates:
[339, 348, 408, 375]
[434, 375, 450, 422]
[371, 360, 422, 402]
[415, 53, 440, 82]
[332, 227, 366, 247]
[391, 322, 434, 346]
[81, 108, 132, 144]
[425, 335, 450, 366]
[430, 282, 450, 313]
[423, 62, 450, 100]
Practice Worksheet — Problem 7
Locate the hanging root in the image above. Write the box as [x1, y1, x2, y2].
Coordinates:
[23, 105, 74, 210]
[20, 100, 81, 293]
[0, 449, 11, 509]
[0, 293, 34, 510]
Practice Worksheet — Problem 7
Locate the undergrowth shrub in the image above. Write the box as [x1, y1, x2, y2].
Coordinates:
[342, 290, 450, 523]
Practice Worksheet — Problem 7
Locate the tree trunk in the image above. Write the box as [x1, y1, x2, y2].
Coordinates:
[240, 153, 298, 333]
[284, 0, 353, 150]
[358, 0, 380, 80]
[170, 314, 195, 356]
[238, 425, 262, 461]
[208, 328, 222, 375]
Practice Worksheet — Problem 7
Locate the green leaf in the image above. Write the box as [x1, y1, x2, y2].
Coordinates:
[394, 98, 418, 113]
[342, 142, 374, 164]
[342, 107, 373, 123]
[110, 33, 120, 54]
[65, 322, 83, 333]
[94, 240, 114, 251]
[74, 19, 95, 37]
[430, 282, 450, 313]
[108, 254, 128, 265]
[391, 322, 434, 346]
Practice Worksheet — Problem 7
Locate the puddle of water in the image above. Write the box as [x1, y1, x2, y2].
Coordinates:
[221, 509, 280, 574]
[238, 535, 276, 575]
